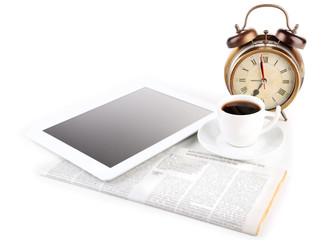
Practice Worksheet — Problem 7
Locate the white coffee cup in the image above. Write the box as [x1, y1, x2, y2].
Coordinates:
[217, 95, 281, 147]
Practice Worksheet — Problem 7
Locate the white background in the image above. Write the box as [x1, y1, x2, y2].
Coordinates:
[1, 0, 326, 239]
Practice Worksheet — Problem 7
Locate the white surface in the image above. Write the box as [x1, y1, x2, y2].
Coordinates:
[198, 118, 285, 160]
[1, 0, 325, 239]
[26, 83, 216, 180]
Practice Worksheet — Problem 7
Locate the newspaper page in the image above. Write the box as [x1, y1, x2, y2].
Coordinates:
[42, 147, 286, 235]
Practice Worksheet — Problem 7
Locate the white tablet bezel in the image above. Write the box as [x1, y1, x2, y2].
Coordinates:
[26, 82, 216, 181]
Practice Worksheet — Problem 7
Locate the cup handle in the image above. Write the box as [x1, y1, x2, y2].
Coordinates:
[261, 105, 281, 134]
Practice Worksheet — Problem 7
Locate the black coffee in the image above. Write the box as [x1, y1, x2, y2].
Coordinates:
[222, 101, 260, 115]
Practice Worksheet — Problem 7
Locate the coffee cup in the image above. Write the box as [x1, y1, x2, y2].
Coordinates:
[217, 95, 281, 147]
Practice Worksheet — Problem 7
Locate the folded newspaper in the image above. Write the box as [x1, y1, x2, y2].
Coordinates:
[42, 147, 286, 235]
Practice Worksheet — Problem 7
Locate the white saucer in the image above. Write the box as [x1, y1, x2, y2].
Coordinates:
[197, 119, 285, 160]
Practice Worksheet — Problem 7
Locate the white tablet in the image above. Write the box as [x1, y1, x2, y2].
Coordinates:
[27, 84, 216, 180]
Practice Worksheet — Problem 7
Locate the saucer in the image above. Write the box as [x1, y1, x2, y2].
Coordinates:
[197, 119, 285, 160]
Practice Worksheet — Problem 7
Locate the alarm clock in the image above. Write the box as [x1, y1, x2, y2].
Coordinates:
[224, 4, 306, 120]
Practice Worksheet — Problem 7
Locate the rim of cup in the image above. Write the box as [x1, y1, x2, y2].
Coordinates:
[218, 95, 265, 116]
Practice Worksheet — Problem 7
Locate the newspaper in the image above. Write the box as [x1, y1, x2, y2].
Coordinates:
[42, 147, 286, 235]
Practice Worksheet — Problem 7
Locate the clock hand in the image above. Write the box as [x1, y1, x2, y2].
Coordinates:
[253, 81, 263, 96]
[260, 54, 266, 90]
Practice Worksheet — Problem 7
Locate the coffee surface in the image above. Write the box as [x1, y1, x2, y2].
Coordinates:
[222, 101, 260, 115]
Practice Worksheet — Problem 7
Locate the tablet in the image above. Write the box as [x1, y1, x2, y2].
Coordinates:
[27, 84, 216, 180]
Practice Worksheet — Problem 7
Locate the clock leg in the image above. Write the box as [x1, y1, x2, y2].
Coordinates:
[281, 110, 288, 121]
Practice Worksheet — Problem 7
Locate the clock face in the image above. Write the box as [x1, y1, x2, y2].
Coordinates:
[231, 50, 298, 110]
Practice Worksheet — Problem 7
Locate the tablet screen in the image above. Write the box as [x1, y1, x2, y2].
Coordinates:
[44, 88, 212, 168]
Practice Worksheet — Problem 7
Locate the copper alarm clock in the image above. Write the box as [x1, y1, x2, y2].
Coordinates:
[224, 4, 306, 120]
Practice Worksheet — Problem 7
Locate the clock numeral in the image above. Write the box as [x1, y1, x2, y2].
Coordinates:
[239, 78, 246, 82]
[241, 86, 248, 93]
[272, 97, 277, 103]
[242, 67, 249, 72]
[274, 60, 279, 66]
[280, 69, 287, 74]
[278, 88, 286, 96]
[263, 56, 268, 63]
[251, 59, 257, 65]
[282, 80, 290, 84]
